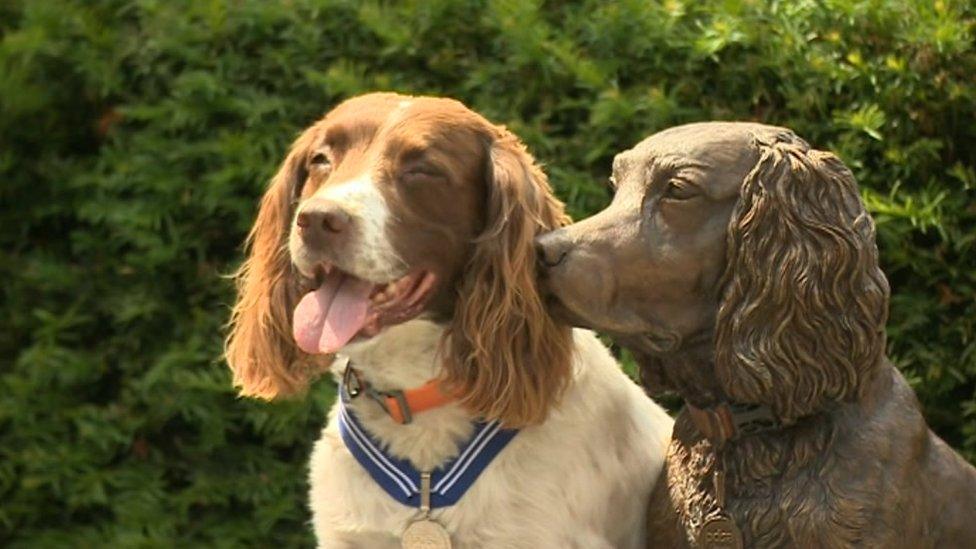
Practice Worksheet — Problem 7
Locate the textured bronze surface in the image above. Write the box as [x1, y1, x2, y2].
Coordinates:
[686, 403, 779, 446]
[686, 404, 735, 446]
[537, 122, 976, 548]
[699, 515, 742, 549]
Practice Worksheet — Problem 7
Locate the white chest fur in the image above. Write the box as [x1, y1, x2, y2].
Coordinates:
[307, 320, 673, 548]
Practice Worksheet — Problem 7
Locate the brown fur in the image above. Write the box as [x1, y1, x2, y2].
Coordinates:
[225, 126, 327, 399]
[444, 129, 573, 426]
[537, 122, 976, 548]
[225, 93, 572, 427]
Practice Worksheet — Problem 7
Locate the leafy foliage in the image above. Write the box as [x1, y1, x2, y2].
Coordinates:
[1, 0, 974, 545]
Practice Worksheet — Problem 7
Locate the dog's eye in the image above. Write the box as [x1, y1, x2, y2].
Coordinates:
[662, 179, 698, 201]
[400, 164, 444, 184]
[309, 152, 332, 173]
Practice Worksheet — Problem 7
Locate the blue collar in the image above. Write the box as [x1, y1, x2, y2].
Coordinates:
[337, 375, 518, 509]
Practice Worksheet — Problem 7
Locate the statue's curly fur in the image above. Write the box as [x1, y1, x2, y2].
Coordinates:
[536, 122, 976, 548]
[715, 136, 890, 423]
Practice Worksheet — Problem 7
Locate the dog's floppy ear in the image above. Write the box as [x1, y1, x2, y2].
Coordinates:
[443, 127, 574, 427]
[714, 134, 890, 422]
[225, 127, 326, 399]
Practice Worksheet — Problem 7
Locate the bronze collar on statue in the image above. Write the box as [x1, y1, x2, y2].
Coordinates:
[686, 401, 780, 447]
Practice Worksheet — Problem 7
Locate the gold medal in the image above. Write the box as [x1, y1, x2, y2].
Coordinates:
[402, 472, 452, 549]
[402, 518, 452, 549]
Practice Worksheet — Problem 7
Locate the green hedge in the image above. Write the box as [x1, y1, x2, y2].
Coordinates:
[2, 0, 974, 545]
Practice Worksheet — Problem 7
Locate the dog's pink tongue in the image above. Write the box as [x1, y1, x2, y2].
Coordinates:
[293, 274, 373, 354]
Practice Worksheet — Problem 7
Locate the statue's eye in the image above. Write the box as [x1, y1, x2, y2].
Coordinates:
[662, 179, 698, 201]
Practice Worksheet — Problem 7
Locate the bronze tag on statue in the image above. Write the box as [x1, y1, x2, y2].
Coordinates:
[699, 515, 743, 549]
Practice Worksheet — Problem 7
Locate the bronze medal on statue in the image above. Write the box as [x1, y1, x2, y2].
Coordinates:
[402, 471, 452, 549]
[699, 462, 743, 549]
[402, 518, 452, 549]
[699, 514, 743, 549]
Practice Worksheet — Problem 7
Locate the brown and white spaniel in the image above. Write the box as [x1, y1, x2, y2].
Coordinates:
[224, 93, 672, 548]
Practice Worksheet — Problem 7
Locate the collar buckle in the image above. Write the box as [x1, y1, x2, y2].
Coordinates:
[341, 364, 363, 399]
[379, 390, 412, 424]
[341, 364, 418, 425]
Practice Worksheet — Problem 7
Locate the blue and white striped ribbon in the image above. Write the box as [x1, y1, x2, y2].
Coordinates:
[337, 388, 518, 508]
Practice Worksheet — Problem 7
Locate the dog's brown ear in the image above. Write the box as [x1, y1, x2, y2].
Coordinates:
[225, 127, 326, 399]
[714, 135, 890, 422]
[443, 127, 573, 427]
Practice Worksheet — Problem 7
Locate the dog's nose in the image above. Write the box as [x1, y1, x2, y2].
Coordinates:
[535, 231, 571, 269]
[296, 199, 351, 247]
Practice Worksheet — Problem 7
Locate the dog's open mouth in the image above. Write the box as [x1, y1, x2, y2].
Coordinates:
[292, 264, 437, 355]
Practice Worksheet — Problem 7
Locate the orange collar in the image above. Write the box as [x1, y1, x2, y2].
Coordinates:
[342, 366, 454, 424]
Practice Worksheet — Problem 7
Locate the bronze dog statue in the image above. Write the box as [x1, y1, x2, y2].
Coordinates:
[537, 122, 976, 548]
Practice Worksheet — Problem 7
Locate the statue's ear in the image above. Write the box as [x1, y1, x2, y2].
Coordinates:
[715, 137, 889, 422]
